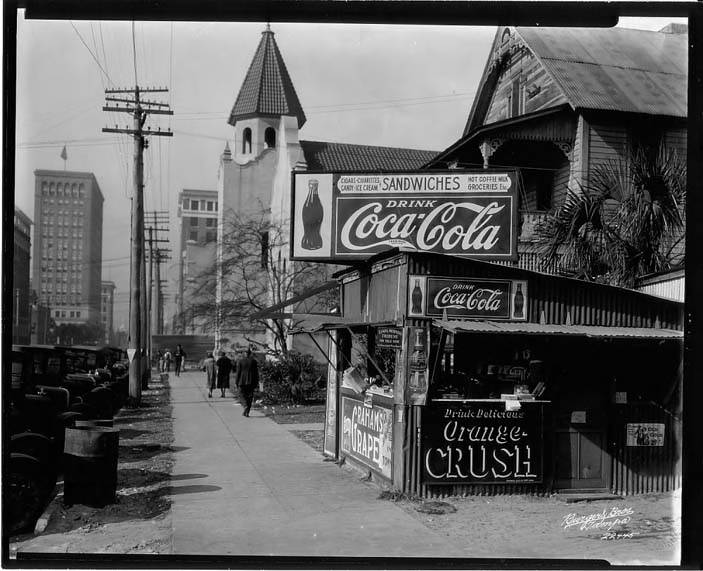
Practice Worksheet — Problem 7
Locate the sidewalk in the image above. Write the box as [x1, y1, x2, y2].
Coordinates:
[169, 371, 469, 557]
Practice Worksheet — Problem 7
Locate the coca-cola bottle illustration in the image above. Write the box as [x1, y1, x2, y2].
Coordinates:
[513, 283, 524, 318]
[411, 279, 423, 314]
[409, 329, 427, 392]
[301, 179, 323, 250]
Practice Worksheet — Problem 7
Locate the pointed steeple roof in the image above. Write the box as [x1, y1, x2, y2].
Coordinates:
[228, 26, 306, 128]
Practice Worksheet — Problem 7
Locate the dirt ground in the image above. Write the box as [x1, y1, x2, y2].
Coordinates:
[9, 374, 175, 558]
[379, 488, 681, 565]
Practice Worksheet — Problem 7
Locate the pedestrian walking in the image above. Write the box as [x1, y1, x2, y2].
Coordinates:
[202, 351, 216, 398]
[235, 347, 259, 417]
[174, 344, 187, 377]
[157, 350, 164, 373]
[215, 350, 233, 398]
[163, 349, 172, 372]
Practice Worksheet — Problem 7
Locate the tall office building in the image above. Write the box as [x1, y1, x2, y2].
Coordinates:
[101, 281, 116, 345]
[176, 189, 218, 334]
[13, 207, 33, 344]
[32, 170, 104, 327]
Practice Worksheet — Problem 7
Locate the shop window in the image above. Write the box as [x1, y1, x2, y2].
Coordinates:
[264, 127, 276, 149]
[242, 128, 252, 154]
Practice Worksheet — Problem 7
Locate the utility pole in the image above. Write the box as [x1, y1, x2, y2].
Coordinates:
[103, 86, 172, 405]
[145, 211, 169, 356]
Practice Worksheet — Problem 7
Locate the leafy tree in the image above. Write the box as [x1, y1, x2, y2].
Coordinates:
[538, 143, 686, 287]
[183, 208, 338, 356]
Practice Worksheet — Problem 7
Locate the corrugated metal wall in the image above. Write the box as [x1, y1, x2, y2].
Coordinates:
[610, 404, 682, 495]
[407, 253, 682, 330]
[636, 277, 685, 303]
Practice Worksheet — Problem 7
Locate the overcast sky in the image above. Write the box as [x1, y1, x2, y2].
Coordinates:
[13, 12, 687, 330]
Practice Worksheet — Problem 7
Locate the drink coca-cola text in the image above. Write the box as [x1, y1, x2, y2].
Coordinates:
[339, 200, 507, 254]
[434, 286, 503, 313]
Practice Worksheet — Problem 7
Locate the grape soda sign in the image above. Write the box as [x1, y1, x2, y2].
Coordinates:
[291, 170, 518, 261]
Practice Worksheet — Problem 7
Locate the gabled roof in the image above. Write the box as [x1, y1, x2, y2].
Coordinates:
[465, 25, 687, 135]
[517, 26, 687, 118]
[300, 140, 438, 172]
[228, 27, 306, 128]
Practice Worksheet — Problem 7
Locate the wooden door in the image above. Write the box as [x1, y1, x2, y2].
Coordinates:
[554, 378, 610, 490]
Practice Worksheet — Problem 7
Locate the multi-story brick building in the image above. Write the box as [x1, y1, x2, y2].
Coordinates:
[32, 170, 104, 327]
[176, 189, 218, 334]
[13, 207, 33, 344]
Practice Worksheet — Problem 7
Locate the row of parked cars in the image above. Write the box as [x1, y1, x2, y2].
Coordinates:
[7, 343, 129, 535]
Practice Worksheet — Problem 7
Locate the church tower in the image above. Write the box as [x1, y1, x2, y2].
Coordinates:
[227, 24, 306, 163]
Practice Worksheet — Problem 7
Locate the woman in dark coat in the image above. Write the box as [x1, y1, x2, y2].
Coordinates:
[215, 351, 233, 398]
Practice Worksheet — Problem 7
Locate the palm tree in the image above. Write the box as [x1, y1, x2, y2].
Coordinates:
[538, 143, 686, 287]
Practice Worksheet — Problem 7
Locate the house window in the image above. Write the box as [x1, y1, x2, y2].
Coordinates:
[190, 217, 198, 227]
[508, 79, 523, 117]
[206, 231, 216, 243]
[242, 128, 252, 154]
[189, 231, 198, 241]
[191, 200, 199, 210]
[207, 201, 214, 211]
[265, 127, 276, 149]
[260, 231, 269, 269]
[205, 218, 215, 227]
[76, 311, 80, 318]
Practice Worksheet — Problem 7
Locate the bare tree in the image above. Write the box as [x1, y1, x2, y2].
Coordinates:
[182, 208, 337, 356]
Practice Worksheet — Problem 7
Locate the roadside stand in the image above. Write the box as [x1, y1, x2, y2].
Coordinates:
[283, 169, 684, 498]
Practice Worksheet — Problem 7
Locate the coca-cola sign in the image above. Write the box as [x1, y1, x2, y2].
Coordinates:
[291, 171, 518, 261]
[407, 275, 528, 321]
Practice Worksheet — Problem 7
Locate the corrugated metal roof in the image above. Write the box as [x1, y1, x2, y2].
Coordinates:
[289, 314, 394, 334]
[229, 28, 306, 127]
[300, 140, 439, 172]
[516, 27, 687, 117]
[434, 319, 683, 339]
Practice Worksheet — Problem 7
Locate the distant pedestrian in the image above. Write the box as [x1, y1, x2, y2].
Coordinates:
[163, 349, 172, 372]
[215, 350, 233, 398]
[157, 350, 164, 373]
[174, 344, 186, 377]
[236, 347, 259, 417]
[202, 351, 216, 398]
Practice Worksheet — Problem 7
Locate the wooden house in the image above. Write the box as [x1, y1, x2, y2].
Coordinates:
[426, 25, 687, 272]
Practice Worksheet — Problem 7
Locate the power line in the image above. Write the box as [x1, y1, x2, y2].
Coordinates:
[70, 21, 112, 84]
[131, 21, 139, 87]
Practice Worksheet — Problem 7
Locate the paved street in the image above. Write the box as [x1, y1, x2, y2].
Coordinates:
[169, 370, 468, 557]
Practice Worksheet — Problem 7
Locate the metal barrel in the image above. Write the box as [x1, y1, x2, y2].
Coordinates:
[63, 426, 120, 507]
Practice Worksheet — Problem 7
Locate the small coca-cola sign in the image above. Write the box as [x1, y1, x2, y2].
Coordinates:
[407, 275, 528, 321]
[291, 170, 518, 262]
